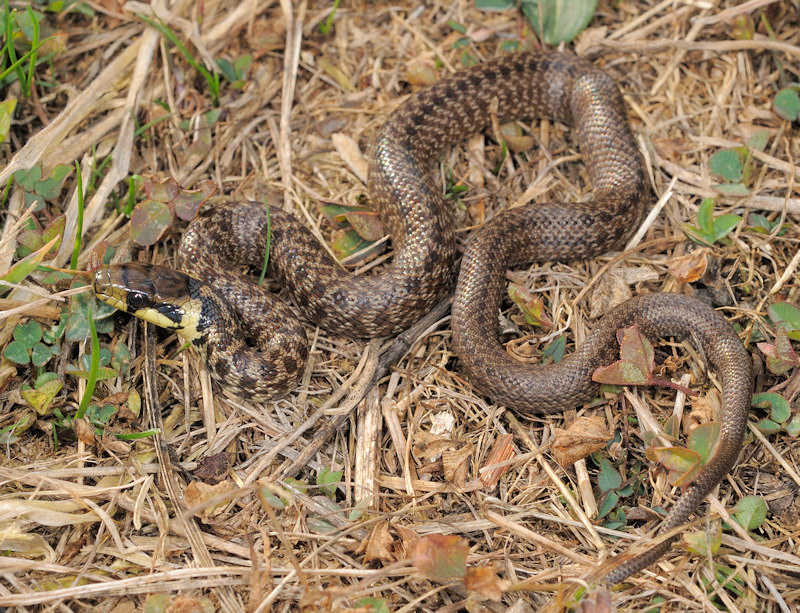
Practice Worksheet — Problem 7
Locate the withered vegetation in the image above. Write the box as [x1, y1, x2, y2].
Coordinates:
[0, 1, 798, 611]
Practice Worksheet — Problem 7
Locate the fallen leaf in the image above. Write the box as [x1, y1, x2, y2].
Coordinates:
[406, 60, 439, 86]
[592, 325, 654, 386]
[552, 417, 612, 466]
[183, 480, 236, 522]
[464, 566, 507, 602]
[667, 248, 711, 283]
[442, 443, 473, 486]
[414, 534, 468, 582]
[357, 520, 396, 564]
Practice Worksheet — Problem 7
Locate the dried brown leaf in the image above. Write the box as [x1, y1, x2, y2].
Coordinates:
[552, 417, 612, 466]
[442, 443, 473, 487]
[357, 520, 397, 564]
[464, 566, 508, 602]
[667, 248, 711, 283]
[184, 480, 235, 522]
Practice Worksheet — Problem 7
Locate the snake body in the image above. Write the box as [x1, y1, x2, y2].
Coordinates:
[93, 51, 753, 583]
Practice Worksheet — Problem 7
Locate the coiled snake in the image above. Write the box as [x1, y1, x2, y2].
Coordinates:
[93, 52, 754, 584]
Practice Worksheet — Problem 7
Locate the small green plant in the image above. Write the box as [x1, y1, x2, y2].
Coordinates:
[12, 163, 72, 210]
[682, 197, 741, 246]
[447, 20, 478, 66]
[752, 392, 800, 437]
[320, 201, 385, 263]
[747, 212, 788, 236]
[317, 466, 343, 499]
[596, 457, 636, 527]
[507, 284, 552, 328]
[129, 175, 214, 246]
[592, 324, 697, 395]
[138, 14, 221, 105]
[730, 495, 768, 532]
[318, 0, 340, 36]
[138, 14, 253, 105]
[646, 422, 721, 488]
[773, 85, 800, 121]
[757, 326, 799, 376]
[3, 319, 59, 368]
[767, 301, 800, 340]
[1, 234, 60, 292]
[475, 0, 598, 45]
[708, 130, 769, 196]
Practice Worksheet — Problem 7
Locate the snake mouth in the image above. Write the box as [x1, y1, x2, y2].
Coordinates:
[93, 263, 205, 340]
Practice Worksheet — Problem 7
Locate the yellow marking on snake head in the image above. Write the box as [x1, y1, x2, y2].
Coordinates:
[93, 263, 206, 342]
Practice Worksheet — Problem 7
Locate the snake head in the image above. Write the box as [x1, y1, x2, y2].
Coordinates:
[93, 263, 206, 342]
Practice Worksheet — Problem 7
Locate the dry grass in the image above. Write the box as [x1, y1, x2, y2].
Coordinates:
[1, 0, 799, 611]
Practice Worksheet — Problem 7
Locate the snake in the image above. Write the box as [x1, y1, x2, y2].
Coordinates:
[92, 51, 754, 584]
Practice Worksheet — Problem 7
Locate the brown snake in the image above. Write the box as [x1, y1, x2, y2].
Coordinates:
[94, 52, 753, 584]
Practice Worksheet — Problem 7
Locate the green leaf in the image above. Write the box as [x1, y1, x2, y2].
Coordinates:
[508, 283, 552, 327]
[21, 378, 62, 415]
[356, 597, 390, 613]
[521, 0, 599, 45]
[130, 199, 173, 246]
[87, 403, 116, 426]
[344, 210, 385, 242]
[3, 339, 30, 364]
[684, 525, 722, 555]
[597, 490, 619, 519]
[35, 163, 72, 200]
[747, 213, 771, 234]
[713, 182, 750, 196]
[14, 320, 42, 347]
[446, 20, 466, 34]
[13, 165, 42, 192]
[746, 129, 770, 152]
[649, 446, 702, 487]
[733, 495, 767, 531]
[752, 392, 790, 424]
[330, 228, 379, 263]
[597, 458, 622, 492]
[592, 325, 653, 386]
[111, 342, 132, 376]
[768, 302, 800, 341]
[712, 214, 741, 240]
[317, 467, 343, 499]
[687, 422, 720, 465]
[30, 342, 53, 367]
[2, 235, 59, 286]
[0, 98, 17, 144]
[773, 87, 800, 121]
[35, 371, 59, 388]
[542, 335, 565, 364]
[682, 224, 715, 246]
[785, 415, 800, 437]
[709, 149, 743, 182]
[474, 0, 515, 9]
[67, 365, 118, 381]
[697, 197, 715, 234]
[757, 327, 799, 376]
[756, 418, 781, 434]
[215, 57, 237, 82]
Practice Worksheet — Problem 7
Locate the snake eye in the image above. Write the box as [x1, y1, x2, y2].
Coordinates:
[126, 291, 149, 312]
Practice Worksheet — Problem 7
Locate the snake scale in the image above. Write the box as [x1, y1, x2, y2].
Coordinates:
[93, 51, 753, 584]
